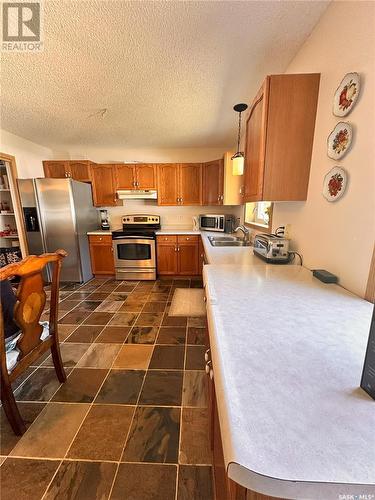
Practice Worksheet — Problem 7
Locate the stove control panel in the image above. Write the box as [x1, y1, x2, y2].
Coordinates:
[122, 215, 160, 225]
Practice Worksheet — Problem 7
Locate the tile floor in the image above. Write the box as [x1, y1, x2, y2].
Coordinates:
[1, 277, 213, 500]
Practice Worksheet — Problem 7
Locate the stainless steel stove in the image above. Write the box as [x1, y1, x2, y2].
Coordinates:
[112, 214, 161, 280]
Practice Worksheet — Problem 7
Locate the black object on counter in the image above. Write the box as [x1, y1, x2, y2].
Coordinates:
[312, 269, 338, 283]
[361, 306, 375, 400]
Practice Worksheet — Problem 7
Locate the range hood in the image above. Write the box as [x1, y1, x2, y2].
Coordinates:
[116, 189, 158, 200]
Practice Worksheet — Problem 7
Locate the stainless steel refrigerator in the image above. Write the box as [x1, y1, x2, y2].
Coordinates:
[17, 178, 98, 283]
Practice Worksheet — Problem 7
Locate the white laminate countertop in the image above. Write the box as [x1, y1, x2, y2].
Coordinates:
[87, 230, 112, 235]
[203, 264, 375, 499]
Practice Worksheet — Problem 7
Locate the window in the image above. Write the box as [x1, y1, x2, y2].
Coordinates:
[244, 201, 273, 231]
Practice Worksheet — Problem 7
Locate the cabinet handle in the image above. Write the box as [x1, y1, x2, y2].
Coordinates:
[205, 360, 212, 374]
[174, 246, 177, 252]
[186, 237, 190, 240]
[209, 368, 214, 380]
[180, 197, 183, 204]
[176, 197, 179, 203]
[204, 349, 210, 362]
[177, 247, 180, 252]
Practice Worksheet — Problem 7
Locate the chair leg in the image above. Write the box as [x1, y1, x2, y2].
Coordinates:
[50, 341, 67, 383]
[1, 373, 26, 435]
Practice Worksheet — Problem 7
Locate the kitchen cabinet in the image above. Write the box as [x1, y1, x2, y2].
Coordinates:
[202, 159, 224, 205]
[202, 154, 243, 206]
[179, 163, 202, 205]
[199, 236, 205, 274]
[243, 73, 320, 202]
[91, 164, 118, 207]
[157, 163, 202, 206]
[156, 234, 199, 275]
[88, 234, 115, 275]
[115, 164, 156, 190]
[43, 160, 93, 182]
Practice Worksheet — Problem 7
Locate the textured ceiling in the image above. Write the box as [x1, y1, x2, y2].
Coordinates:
[1, 0, 329, 150]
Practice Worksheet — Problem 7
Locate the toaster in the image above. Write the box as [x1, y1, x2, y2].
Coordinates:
[253, 233, 290, 263]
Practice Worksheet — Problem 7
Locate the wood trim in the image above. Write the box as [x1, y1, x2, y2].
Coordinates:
[365, 244, 375, 303]
[0, 152, 28, 257]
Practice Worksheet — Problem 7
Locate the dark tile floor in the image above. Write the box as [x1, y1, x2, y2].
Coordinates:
[1, 277, 213, 500]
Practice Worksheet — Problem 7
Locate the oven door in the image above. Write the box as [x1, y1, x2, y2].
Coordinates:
[113, 237, 156, 269]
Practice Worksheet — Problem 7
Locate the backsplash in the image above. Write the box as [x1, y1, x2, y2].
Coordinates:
[103, 200, 243, 230]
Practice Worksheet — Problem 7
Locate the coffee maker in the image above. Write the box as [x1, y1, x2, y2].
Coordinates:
[99, 209, 110, 230]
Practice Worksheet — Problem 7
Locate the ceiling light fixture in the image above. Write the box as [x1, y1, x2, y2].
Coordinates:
[231, 103, 248, 176]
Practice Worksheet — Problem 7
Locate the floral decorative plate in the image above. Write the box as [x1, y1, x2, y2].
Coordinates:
[323, 167, 348, 202]
[327, 122, 353, 160]
[333, 72, 360, 117]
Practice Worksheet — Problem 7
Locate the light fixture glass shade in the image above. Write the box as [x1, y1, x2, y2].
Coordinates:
[231, 152, 244, 176]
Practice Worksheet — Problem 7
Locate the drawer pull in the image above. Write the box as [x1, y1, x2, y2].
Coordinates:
[204, 349, 210, 362]
[205, 360, 212, 374]
[209, 369, 214, 380]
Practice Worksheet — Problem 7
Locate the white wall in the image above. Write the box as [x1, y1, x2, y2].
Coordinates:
[0, 129, 53, 177]
[51, 147, 226, 164]
[107, 200, 242, 231]
[272, 1, 375, 298]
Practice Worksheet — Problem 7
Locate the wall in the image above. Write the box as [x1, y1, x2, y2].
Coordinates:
[272, 0, 375, 298]
[0, 129, 53, 178]
[51, 147, 226, 164]
[107, 201, 242, 231]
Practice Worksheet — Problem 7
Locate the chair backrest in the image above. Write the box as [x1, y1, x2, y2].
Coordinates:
[0, 250, 67, 371]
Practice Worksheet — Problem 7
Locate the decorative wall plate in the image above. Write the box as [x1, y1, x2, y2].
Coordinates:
[333, 72, 360, 117]
[323, 167, 348, 202]
[327, 122, 353, 160]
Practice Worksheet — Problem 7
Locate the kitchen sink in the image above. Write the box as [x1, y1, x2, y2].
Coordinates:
[208, 236, 251, 247]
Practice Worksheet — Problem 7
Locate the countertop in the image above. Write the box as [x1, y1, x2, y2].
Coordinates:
[203, 264, 375, 498]
[87, 230, 112, 235]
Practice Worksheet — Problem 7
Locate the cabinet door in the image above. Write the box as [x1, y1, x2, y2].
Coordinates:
[136, 164, 156, 189]
[178, 241, 199, 275]
[243, 81, 269, 202]
[68, 161, 91, 182]
[115, 164, 136, 189]
[198, 237, 205, 274]
[43, 161, 68, 178]
[89, 243, 115, 275]
[202, 159, 224, 205]
[180, 163, 202, 205]
[157, 243, 178, 275]
[91, 165, 117, 206]
[157, 164, 179, 205]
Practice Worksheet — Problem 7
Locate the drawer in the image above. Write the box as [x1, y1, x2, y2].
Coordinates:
[157, 235, 177, 243]
[89, 234, 112, 245]
[177, 235, 199, 243]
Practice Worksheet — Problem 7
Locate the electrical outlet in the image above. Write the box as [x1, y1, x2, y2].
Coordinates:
[284, 224, 292, 240]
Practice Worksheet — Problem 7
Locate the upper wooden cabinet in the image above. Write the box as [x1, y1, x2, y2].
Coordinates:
[179, 163, 202, 205]
[157, 163, 202, 206]
[243, 73, 320, 202]
[43, 160, 93, 182]
[202, 155, 243, 206]
[115, 164, 156, 190]
[202, 159, 224, 205]
[91, 164, 118, 206]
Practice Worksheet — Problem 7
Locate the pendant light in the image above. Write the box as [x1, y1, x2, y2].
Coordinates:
[231, 103, 248, 175]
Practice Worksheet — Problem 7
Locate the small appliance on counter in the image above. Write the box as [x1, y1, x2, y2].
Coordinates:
[253, 233, 290, 263]
[99, 209, 110, 230]
[199, 214, 236, 233]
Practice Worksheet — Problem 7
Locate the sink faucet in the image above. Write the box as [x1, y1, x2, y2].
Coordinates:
[234, 225, 251, 244]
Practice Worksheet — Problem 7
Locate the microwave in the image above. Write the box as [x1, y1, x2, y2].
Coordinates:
[199, 214, 236, 233]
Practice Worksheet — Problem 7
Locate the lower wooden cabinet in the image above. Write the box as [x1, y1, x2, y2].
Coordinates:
[88, 235, 115, 275]
[156, 234, 199, 276]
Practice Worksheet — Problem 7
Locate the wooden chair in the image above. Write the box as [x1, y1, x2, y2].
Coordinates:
[0, 249, 67, 435]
